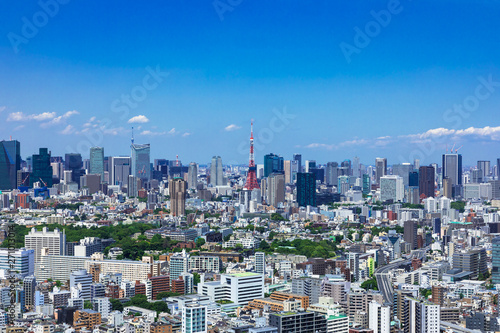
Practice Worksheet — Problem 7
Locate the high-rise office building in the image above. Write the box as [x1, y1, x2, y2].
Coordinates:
[210, 156, 224, 186]
[492, 237, 500, 284]
[404, 220, 418, 250]
[269, 311, 327, 333]
[368, 301, 390, 333]
[375, 158, 387, 184]
[380, 175, 404, 202]
[452, 248, 487, 280]
[477, 160, 490, 181]
[131, 144, 151, 182]
[284, 160, 292, 184]
[293, 154, 302, 173]
[30, 148, 53, 187]
[187, 162, 198, 189]
[409, 170, 419, 187]
[255, 252, 265, 275]
[392, 163, 412, 187]
[419, 166, 435, 198]
[65, 153, 85, 184]
[297, 172, 316, 207]
[0, 140, 21, 190]
[352, 156, 360, 178]
[25, 227, 66, 262]
[264, 154, 284, 177]
[110, 157, 130, 187]
[362, 173, 371, 195]
[326, 162, 339, 186]
[169, 178, 187, 216]
[267, 173, 285, 207]
[442, 153, 462, 197]
[89, 147, 104, 180]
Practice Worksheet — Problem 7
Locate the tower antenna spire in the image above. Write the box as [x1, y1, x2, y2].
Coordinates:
[131, 126, 135, 145]
[244, 120, 260, 190]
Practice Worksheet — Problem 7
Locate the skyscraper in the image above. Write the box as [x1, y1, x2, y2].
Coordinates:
[131, 144, 151, 182]
[492, 237, 500, 284]
[477, 160, 490, 181]
[65, 153, 84, 184]
[283, 160, 291, 184]
[442, 153, 462, 197]
[31, 148, 53, 187]
[267, 173, 285, 207]
[408, 299, 440, 333]
[362, 173, 371, 194]
[375, 158, 387, 184]
[419, 165, 435, 198]
[380, 175, 404, 202]
[170, 178, 187, 216]
[25, 227, 66, 262]
[404, 220, 418, 250]
[392, 163, 412, 187]
[0, 139, 21, 190]
[210, 156, 224, 186]
[110, 157, 130, 187]
[293, 153, 302, 173]
[23, 275, 36, 309]
[352, 156, 360, 178]
[89, 147, 104, 179]
[326, 162, 339, 186]
[264, 153, 284, 177]
[297, 172, 316, 207]
[187, 162, 198, 189]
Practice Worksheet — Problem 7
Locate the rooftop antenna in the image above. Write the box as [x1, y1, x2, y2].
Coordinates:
[131, 126, 135, 145]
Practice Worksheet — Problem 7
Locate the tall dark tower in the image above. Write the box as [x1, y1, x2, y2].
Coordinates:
[244, 121, 260, 190]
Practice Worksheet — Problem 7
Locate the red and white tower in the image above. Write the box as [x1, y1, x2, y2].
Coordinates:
[244, 121, 260, 190]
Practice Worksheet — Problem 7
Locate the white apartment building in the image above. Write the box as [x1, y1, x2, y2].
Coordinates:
[0, 248, 34, 278]
[198, 272, 264, 305]
[25, 227, 66, 262]
[368, 301, 390, 333]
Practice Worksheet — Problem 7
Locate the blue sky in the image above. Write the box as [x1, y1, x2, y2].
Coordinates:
[1, 0, 500, 167]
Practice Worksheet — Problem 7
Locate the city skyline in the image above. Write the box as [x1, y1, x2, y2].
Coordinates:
[1, 1, 500, 164]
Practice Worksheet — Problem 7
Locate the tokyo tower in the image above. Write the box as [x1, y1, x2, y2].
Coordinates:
[243, 121, 260, 190]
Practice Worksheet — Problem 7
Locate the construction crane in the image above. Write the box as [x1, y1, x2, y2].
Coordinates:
[455, 145, 463, 153]
[39, 177, 47, 187]
[20, 174, 30, 186]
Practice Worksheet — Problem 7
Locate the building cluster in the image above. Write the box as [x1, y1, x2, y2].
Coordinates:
[1, 130, 500, 333]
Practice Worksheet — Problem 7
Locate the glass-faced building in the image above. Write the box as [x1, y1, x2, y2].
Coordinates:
[131, 144, 151, 182]
[0, 140, 21, 190]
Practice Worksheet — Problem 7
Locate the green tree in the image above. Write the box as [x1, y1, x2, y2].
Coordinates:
[196, 238, 206, 248]
[84, 300, 93, 309]
[361, 278, 378, 291]
[193, 272, 201, 286]
[110, 299, 124, 311]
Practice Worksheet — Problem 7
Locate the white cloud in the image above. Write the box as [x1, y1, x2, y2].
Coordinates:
[182, 132, 191, 137]
[0, 106, 6, 113]
[140, 130, 166, 136]
[60, 125, 75, 135]
[225, 124, 241, 132]
[7, 111, 57, 122]
[168, 128, 176, 135]
[128, 115, 150, 124]
[13, 125, 24, 131]
[305, 143, 335, 150]
[404, 126, 500, 143]
[41, 110, 79, 127]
